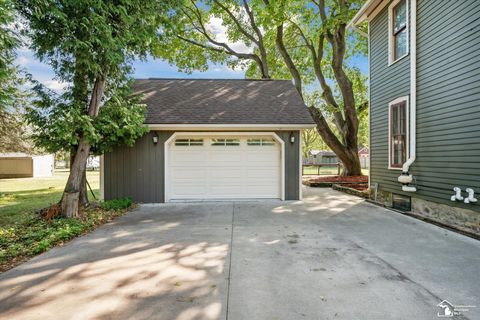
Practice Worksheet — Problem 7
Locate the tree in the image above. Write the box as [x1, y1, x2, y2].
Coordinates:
[0, 0, 21, 110]
[0, 102, 35, 154]
[18, 0, 176, 217]
[302, 129, 330, 158]
[160, 0, 368, 176]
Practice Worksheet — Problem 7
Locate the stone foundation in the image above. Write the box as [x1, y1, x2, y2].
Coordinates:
[372, 189, 392, 207]
[370, 190, 480, 236]
[412, 197, 480, 234]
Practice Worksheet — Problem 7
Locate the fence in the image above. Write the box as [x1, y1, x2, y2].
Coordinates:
[302, 163, 341, 176]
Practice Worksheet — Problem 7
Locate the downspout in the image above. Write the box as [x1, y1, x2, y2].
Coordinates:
[398, 0, 417, 192]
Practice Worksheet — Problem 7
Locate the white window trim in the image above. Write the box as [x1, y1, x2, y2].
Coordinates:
[388, 96, 409, 170]
[388, 0, 409, 66]
[164, 132, 285, 202]
[100, 155, 104, 200]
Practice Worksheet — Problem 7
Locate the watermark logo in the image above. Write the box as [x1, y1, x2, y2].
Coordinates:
[437, 300, 476, 317]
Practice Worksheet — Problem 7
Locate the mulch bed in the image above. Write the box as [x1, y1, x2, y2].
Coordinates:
[303, 175, 368, 191]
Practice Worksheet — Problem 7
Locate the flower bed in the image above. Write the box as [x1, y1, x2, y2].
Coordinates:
[303, 175, 368, 191]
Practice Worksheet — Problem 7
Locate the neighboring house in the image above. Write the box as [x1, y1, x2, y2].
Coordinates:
[102, 79, 315, 202]
[350, 1, 480, 217]
[358, 147, 369, 169]
[0, 153, 54, 178]
[304, 150, 338, 165]
[86, 156, 100, 170]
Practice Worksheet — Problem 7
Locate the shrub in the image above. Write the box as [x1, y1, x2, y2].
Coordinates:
[100, 197, 133, 211]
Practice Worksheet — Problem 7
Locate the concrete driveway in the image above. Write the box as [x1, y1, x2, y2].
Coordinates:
[0, 188, 479, 320]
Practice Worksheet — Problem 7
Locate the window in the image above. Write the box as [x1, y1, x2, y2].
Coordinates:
[175, 138, 203, 146]
[247, 138, 275, 146]
[392, 193, 411, 211]
[389, 0, 408, 64]
[211, 138, 240, 146]
[389, 97, 408, 169]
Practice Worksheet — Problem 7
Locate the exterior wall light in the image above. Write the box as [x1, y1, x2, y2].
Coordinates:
[290, 132, 295, 144]
[152, 132, 159, 144]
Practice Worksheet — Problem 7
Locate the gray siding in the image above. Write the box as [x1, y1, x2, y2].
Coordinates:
[104, 131, 173, 202]
[104, 130, 301, 202]
[369, 0, 480, 210]
[276, 130, 301, 200]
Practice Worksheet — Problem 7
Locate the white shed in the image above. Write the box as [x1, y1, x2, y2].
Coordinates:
[0, 153, 54, 178]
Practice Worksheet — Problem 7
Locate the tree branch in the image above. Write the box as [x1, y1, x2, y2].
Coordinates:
[275, 23, 303, 97]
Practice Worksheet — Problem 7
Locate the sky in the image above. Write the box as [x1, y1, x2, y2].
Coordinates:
[15, 15, 368, 90]
[17, 49, 367, 92]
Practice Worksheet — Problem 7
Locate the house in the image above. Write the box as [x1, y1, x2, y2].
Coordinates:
[304, 150, 338, 165]
[358, 147, 369, 169]
[350, 1, 480, 219]
[86, 156, 100, 171]
[101, 79, 315, 202]
[0, 153, 54, 178]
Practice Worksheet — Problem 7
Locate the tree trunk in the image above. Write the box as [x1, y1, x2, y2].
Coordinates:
[339, 146, 362, 176]
[309, 106, 363, 176]
[61, 137, 92, 217]
[61, 77, 105, 217]
[79, 169, 88, 207]
[68, 148, 88, 207]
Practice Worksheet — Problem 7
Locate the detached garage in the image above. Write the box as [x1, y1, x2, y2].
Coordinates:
[0, 153, 54, 179]
[102, 79, 315, 202]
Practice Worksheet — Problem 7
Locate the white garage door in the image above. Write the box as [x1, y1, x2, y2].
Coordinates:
[167, 135, 282, 200]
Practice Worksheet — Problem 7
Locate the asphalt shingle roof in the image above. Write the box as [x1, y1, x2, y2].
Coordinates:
[133, 79, 315, 125]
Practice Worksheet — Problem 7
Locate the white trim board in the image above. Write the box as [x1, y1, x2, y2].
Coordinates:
[164, 131, 286, 202]
[388, 96, 409, 171]
[388, 0, 409, 66]
[99, 155, 104, 200]
[349, 0, 389, 27]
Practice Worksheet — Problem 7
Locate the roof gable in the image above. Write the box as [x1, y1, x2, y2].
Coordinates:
[133, 79, 314, 125]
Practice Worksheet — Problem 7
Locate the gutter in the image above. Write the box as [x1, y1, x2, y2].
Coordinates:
[398, 0, 417, 192]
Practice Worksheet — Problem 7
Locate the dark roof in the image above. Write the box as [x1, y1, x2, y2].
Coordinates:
[133, 79, 314, 125]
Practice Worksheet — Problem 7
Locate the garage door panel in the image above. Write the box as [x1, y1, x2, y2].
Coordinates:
[171, 151, 208, 164]
[210, 169, 243, 179]
[169, 135, 281, 200]
[246, 168, 279, 178]
[208, 150, 243, 162]
[209, 185, 244, 196]
[171, 169, 206, 180]
[246, 151, 278, 162]
[172, 184, 207, 196]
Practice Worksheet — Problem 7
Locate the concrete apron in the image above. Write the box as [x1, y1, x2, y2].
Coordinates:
[0, 188, 478, 320]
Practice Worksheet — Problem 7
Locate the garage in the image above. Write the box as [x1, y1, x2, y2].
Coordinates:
[166, 134, 283, 200]
[102, 79, 315, 203]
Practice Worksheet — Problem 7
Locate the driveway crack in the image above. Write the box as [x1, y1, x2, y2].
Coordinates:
[225, 202, 235, 320]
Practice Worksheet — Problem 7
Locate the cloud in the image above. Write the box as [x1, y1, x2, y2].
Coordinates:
[17, 55, 29, 66]
[206, 17, 252, 54]
[44, 80, 68, 91]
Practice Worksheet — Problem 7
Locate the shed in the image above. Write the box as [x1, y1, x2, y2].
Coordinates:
[0, 153, 54, 179]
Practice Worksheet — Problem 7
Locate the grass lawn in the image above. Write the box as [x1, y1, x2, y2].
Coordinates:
[0, 169, 99, 226]
[0, 170, 132, 272]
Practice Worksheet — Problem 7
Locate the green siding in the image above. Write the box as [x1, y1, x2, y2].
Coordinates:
[369, 0, 480, 210]
[104, 130, 301, 202]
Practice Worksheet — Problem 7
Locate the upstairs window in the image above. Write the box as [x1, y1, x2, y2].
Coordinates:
[389, 0, 408, 64]
[389, 97, 408, 169]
